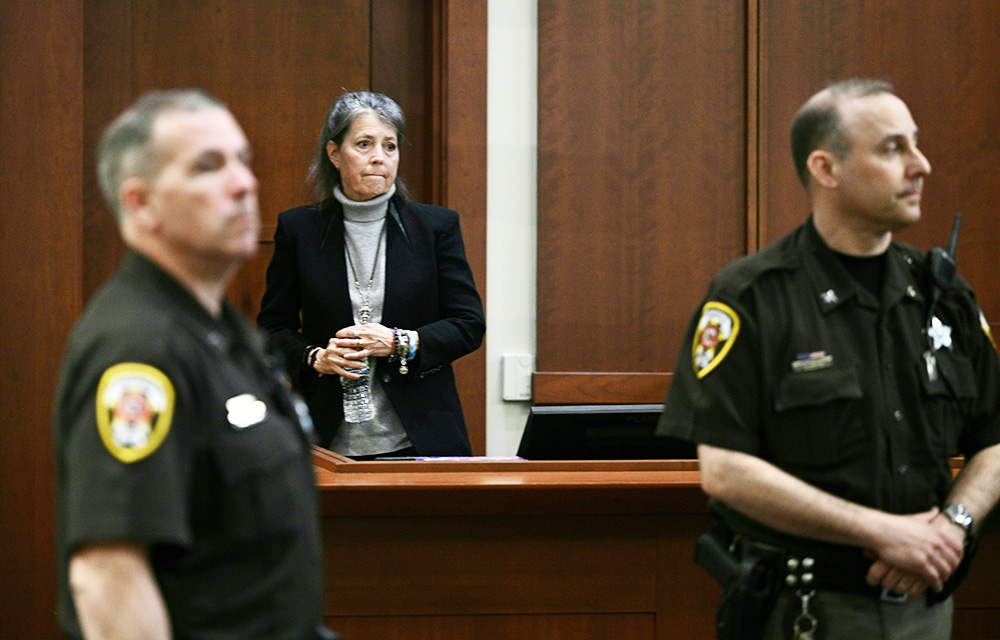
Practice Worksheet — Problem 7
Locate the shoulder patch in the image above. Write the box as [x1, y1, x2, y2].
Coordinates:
[981, 309, 999, 355]
[95, 363, 175, 463]
[692, 301, 741, 379]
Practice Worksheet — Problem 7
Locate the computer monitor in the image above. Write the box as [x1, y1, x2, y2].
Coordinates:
[516, 403, 696, 460]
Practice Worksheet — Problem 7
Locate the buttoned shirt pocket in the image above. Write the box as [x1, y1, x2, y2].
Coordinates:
[212, 412, 307, 542]
[771, 367, 865, 466]
[917, 349, 976, 458]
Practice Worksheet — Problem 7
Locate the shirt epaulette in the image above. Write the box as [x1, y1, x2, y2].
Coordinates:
[708, 221, 807, 298]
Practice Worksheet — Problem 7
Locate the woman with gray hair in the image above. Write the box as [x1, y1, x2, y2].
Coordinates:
[258, 91, 485, 458]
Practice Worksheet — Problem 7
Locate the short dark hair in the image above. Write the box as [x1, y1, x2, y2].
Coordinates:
[790, 78, 896, 186]
[309, 91, 409, 200]
[97, 89, 224, 221]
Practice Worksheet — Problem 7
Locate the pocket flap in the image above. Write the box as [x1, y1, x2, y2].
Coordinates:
[775, 367, 863, 412]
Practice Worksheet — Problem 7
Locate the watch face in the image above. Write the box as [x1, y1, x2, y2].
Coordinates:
[945, 504, 973, 531]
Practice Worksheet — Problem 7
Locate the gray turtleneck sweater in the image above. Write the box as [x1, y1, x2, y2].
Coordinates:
[328, 184, 412, 457]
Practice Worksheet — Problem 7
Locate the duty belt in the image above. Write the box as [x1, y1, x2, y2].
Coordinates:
[739, 539, 916, 604]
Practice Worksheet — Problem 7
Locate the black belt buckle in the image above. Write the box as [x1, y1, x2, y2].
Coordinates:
[880, 587, 909, 604]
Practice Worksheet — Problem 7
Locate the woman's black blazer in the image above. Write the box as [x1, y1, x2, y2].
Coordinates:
[257, 195, 485, 454]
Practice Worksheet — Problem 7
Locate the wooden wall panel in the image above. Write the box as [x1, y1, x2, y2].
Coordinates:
[83, 0, 372, 308]
[760, 0, 1000, 321]
[82, 0, 131, 300]
[315, 456, 715, 640]
[439, 1, 489, 454]
[536, 0, 748, 382]
[372, 0, 434, 204]
[538, 0, 1000, 406]
[533, 372, 670, 405]
[328, 613, 655, 640]
[324, 514, 659, 615]
[0, 3, 83, 639]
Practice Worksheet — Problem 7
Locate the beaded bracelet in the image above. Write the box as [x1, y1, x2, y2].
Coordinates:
[391, 327, 411, 374]
[405, 329, 417, 360]
[393, 328, 405, 360]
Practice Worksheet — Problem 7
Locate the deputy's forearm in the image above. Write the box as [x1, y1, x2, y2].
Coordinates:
[70, 542, 171, 640]
[698, 443, 886, 549]
[946, 442, 1000, 534]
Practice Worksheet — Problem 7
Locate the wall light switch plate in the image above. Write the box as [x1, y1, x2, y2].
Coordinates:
[502, 353, 534, 401]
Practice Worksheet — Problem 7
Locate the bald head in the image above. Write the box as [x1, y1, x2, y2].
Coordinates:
[790, 78, 897, 186]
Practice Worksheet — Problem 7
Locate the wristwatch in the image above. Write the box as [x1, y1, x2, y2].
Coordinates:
[942, 503, 974, 539]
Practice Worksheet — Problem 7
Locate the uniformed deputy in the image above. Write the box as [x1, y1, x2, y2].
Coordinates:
[55, 90, 337, 640]
[658, 78, 1000, 639]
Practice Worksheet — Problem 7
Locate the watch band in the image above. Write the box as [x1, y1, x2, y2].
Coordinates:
[943, 502, 974, 538]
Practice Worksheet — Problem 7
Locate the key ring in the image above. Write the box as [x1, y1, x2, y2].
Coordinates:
[792, 589, 818, 640]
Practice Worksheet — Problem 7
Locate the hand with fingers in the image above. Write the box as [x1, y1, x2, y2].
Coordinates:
[865, 507, 965, 595]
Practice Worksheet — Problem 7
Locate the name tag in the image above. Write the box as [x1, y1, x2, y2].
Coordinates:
[226, 394, 267, 429]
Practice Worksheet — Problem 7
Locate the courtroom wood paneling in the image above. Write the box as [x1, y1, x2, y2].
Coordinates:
[953, 610, 1000, 639]
[316, 456, 717, 640]
[439, 1, 489, 454]
[325, 514, 659, 616]
[952, 510, 1000, 609]
[82, 0, 130, 300]
[83, 0, 371, 306]
[655, 513, 723, 640]
[536, 0, 748, 379]
[537, 0, 1000, 406]
[951, 510, 1000, 638]
[328, 614, 655, 640]
[372, 0, 434, 204]
[315, 454, 1000, 640]
[759, 0, 1000, 322]
[0, 3, 83, 639]
[532, 371, 671, 405]
[132, 0, 370, 216]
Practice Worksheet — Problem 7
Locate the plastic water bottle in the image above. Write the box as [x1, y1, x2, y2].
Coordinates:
[341, 361, 374, 422]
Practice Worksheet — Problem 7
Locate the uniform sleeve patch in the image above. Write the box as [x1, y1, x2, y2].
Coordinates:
[95, 363, 175, 463]
[692, 301, 741, 379]
[981, 309, 999, 355]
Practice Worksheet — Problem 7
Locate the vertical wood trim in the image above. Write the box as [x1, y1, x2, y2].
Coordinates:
[82, 0, 131, 302]
[439, 0, 488, 454]
[372, 0, 433, 202]
[745, 0, 760, 253]
[429, 0, 447, 206]
[754, 0, 771, 250]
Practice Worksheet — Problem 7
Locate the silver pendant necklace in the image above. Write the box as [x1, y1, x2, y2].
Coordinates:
[345, 221, 387, 324]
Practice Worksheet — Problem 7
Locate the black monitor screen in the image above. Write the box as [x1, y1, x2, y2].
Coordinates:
[516, 404, 696, 460]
